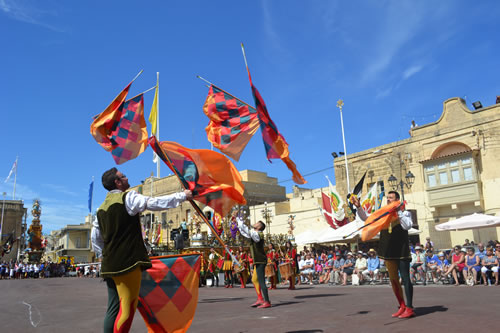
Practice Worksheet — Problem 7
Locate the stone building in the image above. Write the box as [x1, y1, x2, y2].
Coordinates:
[333, 97, 500, 249]
[0, 199, 27, 262]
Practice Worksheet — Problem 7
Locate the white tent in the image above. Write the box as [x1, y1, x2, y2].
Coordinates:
[295, 228, 330, 245]
[435, 213, 500, 231]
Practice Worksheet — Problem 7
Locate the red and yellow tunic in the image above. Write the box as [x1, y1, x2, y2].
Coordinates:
[223, 249, 233, 271]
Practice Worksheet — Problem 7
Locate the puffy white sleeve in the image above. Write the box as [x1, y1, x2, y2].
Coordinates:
[91, 215, 104, 258]
[125, 190, 187, 216]
[398, 210, 413, 231]
[356, 208, 369, 221]
[237, 217, 260, 242]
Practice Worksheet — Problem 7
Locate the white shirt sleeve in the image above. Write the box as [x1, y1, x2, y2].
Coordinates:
[356, 207, 369, 221]
[398, 210, 413, 230]
[125, 190, 187, 216]
[236, 217, 260, 242]
[91, 214, 104, 258]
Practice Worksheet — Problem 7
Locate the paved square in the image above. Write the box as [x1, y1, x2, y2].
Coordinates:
[0, 278, 498, 332]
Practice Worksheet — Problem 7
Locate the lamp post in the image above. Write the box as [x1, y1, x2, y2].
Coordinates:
[387, 154, 415, 201]
[261, 202, 273, 235]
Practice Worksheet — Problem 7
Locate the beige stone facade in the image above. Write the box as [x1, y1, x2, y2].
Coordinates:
[45, 215, 94, 263]
[0, 200, 27, 262]
[333, 97, 500, 249]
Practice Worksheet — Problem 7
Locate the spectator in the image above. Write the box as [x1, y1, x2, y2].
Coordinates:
[378, 258, 388, 283]
[341, 252, 354, 286]
[363, 249, 380, 284]
[410, 246, 426, 284]
[463, 247, 481, 285]
[330, 254, 344, 286]
[437, 252, 450, 279]
[475, 243, 487, 261]
[424, 237, 434, 251]
[442, 246, 465, 286]
[297, 255, 305, 284]
[301, 253, 315, 285]
[463, 239, 471, 247]
[425, 249, 440, 284]
[353, 252, 367, 285]
[480, 247, 499, 286]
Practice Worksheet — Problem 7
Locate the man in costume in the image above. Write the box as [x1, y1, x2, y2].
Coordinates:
[266, 243, 279, 289]
[91, 167, 192, 332]
[236, 216, 271, 308]
[207, 247, 221, 287]
[352, 191, 415, 318]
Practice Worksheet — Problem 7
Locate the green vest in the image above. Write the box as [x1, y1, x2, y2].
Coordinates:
[97, 192, 151, 277]
[378, 223, 411, 260]
[250, 231, 266, 264]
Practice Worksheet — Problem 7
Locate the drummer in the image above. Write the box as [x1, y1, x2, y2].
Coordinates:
[267, 243, 279, 289]
[237, 246, 249, 288]
[285, 240, 298, 290]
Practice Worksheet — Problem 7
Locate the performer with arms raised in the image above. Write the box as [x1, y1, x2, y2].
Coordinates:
[236, 213, 271, 308]
[352, 191, 415, 318]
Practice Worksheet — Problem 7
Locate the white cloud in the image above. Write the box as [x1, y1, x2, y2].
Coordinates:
[42, 183, 78, 197]
[0, 0, 62, 32]
[402, 65, 423, 80]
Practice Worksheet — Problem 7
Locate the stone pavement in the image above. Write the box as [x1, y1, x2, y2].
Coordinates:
[0, 278, 498, 332]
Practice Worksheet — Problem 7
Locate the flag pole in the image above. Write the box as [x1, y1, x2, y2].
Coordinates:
[13, 156, 18, 200]
[156, 72, 160, 178]
[336, 100, 351, 193]
[196, 76, 256, 111]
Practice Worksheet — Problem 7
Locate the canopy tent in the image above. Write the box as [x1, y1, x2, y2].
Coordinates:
[435, 213, 500, 231]
[295, 227, 332, 245]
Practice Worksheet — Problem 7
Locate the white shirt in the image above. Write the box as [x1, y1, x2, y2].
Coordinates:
[303, 258, 314, 269]
[298, 259, 306, 270]
[236, 217, 260, 243]
[356, 205, 412, 231]
[91, 189, 187, 258]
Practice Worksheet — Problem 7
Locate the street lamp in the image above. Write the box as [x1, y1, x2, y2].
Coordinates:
[261, 202, 273, 235]
[388, 170, 415, 201]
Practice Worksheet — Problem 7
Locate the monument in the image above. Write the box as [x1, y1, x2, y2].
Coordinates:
[27, 199, 44, 262]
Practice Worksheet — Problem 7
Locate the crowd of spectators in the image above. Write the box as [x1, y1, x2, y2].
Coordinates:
[292, 237, 500, 287]
[0, 260, 101, 279]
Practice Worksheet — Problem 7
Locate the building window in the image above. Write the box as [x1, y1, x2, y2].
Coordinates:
[76, 237, 81, 248]
[423, 153, 476, 188]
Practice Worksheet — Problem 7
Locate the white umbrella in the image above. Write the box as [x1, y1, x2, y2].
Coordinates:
[435, 213, 500, 231]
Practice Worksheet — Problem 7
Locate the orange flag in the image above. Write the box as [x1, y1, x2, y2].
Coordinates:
[361, 201, 401, 241]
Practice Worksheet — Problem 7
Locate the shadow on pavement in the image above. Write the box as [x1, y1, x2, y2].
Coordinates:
[199, 297, 245, 303]
[346, 310, 371, 316]
[271, 301, 303, 307]
[285, 330, 324, 333]
[294, 293, 345, 299]
[415, 305, 448, 316]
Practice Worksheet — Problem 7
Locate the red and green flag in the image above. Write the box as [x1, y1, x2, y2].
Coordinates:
[203, 85, 260, 161]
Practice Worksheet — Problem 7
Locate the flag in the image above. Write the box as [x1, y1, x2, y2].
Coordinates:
[203, 85, 260, 161]
[4, 158, 17, 183]
[138, 253, 201, 333]
[326, 176, 348, 226]
[88, 179, 94, 213]
[148, 136, 246, 217]
[213, 212, 223, 236]
[242, 46, 306, 185]
[90, 82, 132, 152]
[360, 183, 379, 214]
[149, 85, 159, 136]
[108, 94, 148, 165]
[321, 192, 338, 229]
[361, 201, 401, 241]
[348, 171, 367, 216]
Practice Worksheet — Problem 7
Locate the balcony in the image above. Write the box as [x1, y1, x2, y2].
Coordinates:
[427, 181, 480, 207]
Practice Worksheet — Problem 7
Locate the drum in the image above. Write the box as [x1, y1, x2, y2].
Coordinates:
[265, 264, 276, 277]
[234, 262, 246, 274]
[279, 262, 293, 280]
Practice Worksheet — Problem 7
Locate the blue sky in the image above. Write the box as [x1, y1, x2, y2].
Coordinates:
[1, 0, 500, 232]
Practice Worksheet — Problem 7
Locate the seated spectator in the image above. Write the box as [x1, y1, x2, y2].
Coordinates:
[425, 249, 440, 284]
[301, 254, 315, 285]
[436, 252, 449, 283]
[442, 246, 465, 286]
[378, 258, 388, 283]
[354, 252, 367, 284]
[330, 254, 344, 285]
[411, 246, 426, 284]
[476, 243, 487, 261]
[362, 249, 380, 284]
[424, 237, 434, 251]
[463, 247, 481, 285]
[463, 239, 471, 247]
[480, 247, 499, 286]
[341, 252, 355, 286]
[320, 255, 333, 284]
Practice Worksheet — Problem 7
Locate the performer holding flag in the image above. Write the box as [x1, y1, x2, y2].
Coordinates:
[352, 191, 416, 319]
[235, 211, 271, 308]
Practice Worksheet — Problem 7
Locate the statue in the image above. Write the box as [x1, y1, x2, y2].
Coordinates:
[27, 199, 44, 262]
